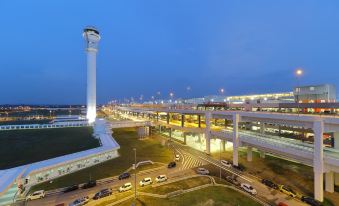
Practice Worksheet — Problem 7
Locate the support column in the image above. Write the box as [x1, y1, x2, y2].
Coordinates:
[169, 128, 172, 140]
[313, 120, 324, 202]
[222, 140, 226, 151]
[260, 151, 266, 158]
[334, 132, 339, 149]
[205, 112, 211, 155]
[159, 125, 161, 133]
[181, 114, 185, 127]
[260, 122, 265, 134]
[247, 146, 253, 162]
[166, 113, 170, 124]
[198, 115, 201, 128]
[325, 171, 334, 193]
[335, 173, 339, 186]
[233, 113, 240, 166]
[156, 112, 159, 122]
[224, 119, 228, 128]
[183, 133, 186, 145]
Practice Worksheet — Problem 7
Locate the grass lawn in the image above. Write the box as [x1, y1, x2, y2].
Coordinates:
[0, 127, 98, 169]
[142, 176, 211, 195]
[31, 128, 173, 191]
[115, 186, 261, 206]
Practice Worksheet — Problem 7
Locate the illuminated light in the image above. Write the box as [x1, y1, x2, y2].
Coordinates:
[295, 68, 303, 76]
[264, 97, 268, 101]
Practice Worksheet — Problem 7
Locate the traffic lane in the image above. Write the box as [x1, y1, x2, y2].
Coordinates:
[174, 142, 308, 206]
[27, 166, 193, 206]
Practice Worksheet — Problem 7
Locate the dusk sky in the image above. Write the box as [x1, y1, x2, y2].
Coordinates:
[0, 0, 338, 104]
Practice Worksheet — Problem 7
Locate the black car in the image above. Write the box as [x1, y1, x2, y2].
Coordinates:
[63, 184, 79, 193]
[82, 180, 97, 189]
[118, 172, 131, 180]
[261, 179, 278, 189]
[168, 161, 176, 168]
[93, 188, 112, 200]
[301, 196, 321, 206]
[232, 164, 245, 172]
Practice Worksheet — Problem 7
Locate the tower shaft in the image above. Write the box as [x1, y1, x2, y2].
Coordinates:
[86, 49, 97, 123]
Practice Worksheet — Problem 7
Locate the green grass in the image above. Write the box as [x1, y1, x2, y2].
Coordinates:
[31, 128, 173, 191]
[0, 127, 98, 169]
[116, 187, 262, 206]
[142, 176, 211, 195]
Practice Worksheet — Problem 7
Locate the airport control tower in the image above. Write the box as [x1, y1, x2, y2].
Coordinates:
[83, 26, 100, 123]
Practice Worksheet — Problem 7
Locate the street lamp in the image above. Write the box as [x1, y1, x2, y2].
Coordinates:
[133, 148, 137, 204]
[295, 68, 303, 114]
[169, 92, 174, 99]
[219, 88, 224, 95]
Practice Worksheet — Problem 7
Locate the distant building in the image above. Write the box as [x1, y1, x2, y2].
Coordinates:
[294, 84, 336, 103]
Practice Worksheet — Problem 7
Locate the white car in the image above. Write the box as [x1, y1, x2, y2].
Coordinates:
[26, 190, 45, 201]
[69, 196, 89, 206]
[139, 177, 153, 186]
[196, 168, 210, 175]
[118, 182, 132, 192]
[240, 183, 257, 195]
[220, 160, 232, 168]
[175, 154, 180, 161]
[155, 175, 168, 183]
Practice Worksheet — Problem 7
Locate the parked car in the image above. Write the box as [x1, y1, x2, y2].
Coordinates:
[232, 164, 245, 172]
[277, 202, 289, 206]
[81, 180, 96, 189]
[168, 161, 176, 168]
[240, 183, 257, 195]
[93, 188, 112, 200]
[140, 177, 153, 187]
[220, 160, 232, 168]
[278, 185, 297, 197]
[64, 185, 79, 193]
[118, 172, 131, 180]
[196, 168, 209, 175]
[155, 175, 168, 183]
[261, 179, 278, 189]
[301, 196, 321, 206]
[118, 182, 132, 192]
[68, 196, 89, 206]
[226, 176, 240, 186]
[26, 190, 45, 201]
[175, 154, 180, 161]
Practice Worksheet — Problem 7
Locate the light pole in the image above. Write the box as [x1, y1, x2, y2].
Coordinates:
[295, 68, 303, 115]
[133, 148, 137, 204]
[219, 140, 222, 180]
[219, 88, 224, 95]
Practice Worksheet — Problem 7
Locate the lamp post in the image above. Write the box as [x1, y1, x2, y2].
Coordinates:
[295, 68, 303, 115]
[219, 140, 222, 180]
[133, 148, 137, 204]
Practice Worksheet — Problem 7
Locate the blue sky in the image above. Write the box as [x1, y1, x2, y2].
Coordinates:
[0, 0, 338, 104]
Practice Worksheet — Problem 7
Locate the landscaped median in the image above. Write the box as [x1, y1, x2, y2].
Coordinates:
[89, 175, 264, 206]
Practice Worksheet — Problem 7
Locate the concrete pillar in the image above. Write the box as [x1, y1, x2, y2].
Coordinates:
[169, 128, 172, 139]
[260, 122, 265, 134]
[156, 112, 159, 121]
[183, 133, 186, 145]
[221, 140, 226, 152]
[247, 146, 253, 162]
[334, 132, 339, 149]
[137, 127, 145, 139]
[325, 171, 334, 193]
[205, 112, 211, 155]
[198, 115, 201, 128]
[260, 151, 266, 158]
[159, 125, 161, 133]
[167, 113, 170, 124]
[335, 173, 339, 186]
[225, 119, 228, 128]
[181, 114, 185, 127]
[313, 120, 324, 202]
[233, 113, 240, 166]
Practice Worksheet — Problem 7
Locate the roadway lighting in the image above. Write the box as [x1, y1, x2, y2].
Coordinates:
[295, 68, 303, 76]
[169, 92, 174, 98]
[220, 88, 224, 95]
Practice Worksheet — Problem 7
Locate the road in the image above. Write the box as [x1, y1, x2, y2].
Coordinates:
[24, 133, 308, 206]
[169, 139, 308, 206]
